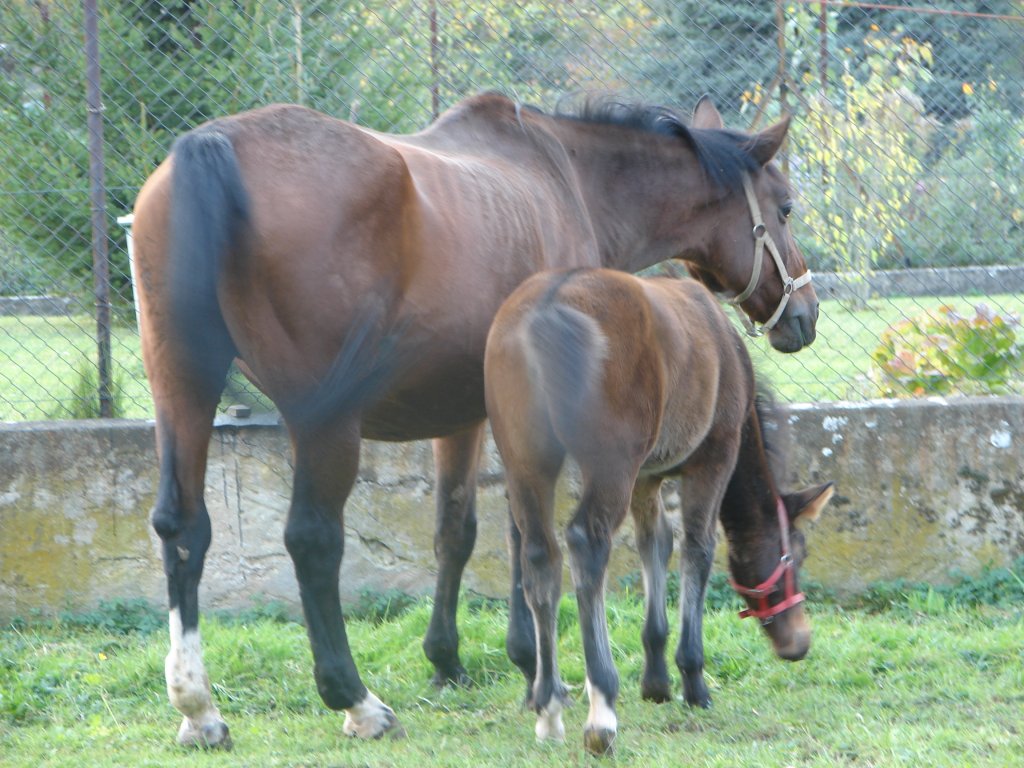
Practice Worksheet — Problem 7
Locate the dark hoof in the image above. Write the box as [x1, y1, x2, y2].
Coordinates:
[177, 719, 232, 750]
[431, 665, 472, 688]
[685, 692, 712, 709]
[583, 726, 616, 756]
[377, 710, 406, 740]
[683, 677, 712, 709]
[641, 678, 673, 704]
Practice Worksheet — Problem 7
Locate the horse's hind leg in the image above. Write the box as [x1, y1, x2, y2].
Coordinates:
[423, 422, 485, 686]
[505, 505, 537, 699]
[567, 471, 635, 755]
[630, 476, 675, 703]
[283, 420, 402, 739]
[148, 355, 234, 748]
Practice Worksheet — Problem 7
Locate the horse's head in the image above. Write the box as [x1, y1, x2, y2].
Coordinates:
[728, 483, 834, 661]
[685, 98, 819, 353]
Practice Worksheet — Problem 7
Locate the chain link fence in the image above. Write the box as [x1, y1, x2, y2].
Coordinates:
[1, 1, 1023, 421]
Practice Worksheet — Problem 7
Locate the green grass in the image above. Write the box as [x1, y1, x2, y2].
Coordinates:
[2, 591, 1022, 767]
[3, 293, 1024, 421]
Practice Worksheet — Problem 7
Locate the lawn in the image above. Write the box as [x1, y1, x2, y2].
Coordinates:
[2, 293, 1024, 422]
[2, 583, 1023, 767]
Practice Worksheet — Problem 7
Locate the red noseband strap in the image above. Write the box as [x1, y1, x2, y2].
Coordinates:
[730, 498, 805, 623]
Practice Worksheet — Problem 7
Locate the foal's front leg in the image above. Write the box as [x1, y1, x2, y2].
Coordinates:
[674, 462, 732, 709]
[422, 422, 485, 686]
[284, 421, 402, 739]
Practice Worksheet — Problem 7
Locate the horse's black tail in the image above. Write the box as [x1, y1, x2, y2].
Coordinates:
[524, 299, 608, 440]
[168, 128, 250, 387]
[287, 304, 413, 431]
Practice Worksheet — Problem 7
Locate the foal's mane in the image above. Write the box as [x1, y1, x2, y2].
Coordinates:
[753, 381, 787, 489]
[552, 96, 762, 194]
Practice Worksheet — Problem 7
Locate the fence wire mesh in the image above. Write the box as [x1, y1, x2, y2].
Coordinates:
[1, 1, 1023, 421]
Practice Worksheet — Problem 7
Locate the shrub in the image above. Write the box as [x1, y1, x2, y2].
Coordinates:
[871, 303, 1022, 397]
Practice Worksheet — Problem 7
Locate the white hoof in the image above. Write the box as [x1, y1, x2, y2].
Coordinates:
[535, 698, 565, 742]
[176, 715, 232, 749]
[343, 690, 405, 739]
[584, 678, 617, 755]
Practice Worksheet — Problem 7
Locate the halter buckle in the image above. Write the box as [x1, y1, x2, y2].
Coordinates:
[752, 223, 766, 239]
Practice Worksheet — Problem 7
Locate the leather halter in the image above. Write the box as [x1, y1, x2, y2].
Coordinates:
[726, 174, 813, 336]
[730, 497, 805, 624]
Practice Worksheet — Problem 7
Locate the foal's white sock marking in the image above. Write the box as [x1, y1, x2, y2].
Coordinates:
[535, 696, 565, 742]
[165, 608, 224, 732]
[585, 677, 617, 734]
[343, 689, 396, 738]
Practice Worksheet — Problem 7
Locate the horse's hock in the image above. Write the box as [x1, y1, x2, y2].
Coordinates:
[2, 397, 1022, 618]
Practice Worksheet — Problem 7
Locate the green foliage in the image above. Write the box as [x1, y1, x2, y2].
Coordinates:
[345, 587, 421, 624]
[871, 303, 1023, 397]
[55, 598, 164, 635]
[786, 12, 931, 284]
[46, 354, 126, 419]
[858, 557, 1024, 613]
[898, 106, 1024, 268]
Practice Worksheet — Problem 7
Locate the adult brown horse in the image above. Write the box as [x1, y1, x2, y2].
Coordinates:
[130, 91, 818, 747]
[484, 267, 833, 754]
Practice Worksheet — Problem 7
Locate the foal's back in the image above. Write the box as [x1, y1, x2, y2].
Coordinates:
[485, 268, 752, 477]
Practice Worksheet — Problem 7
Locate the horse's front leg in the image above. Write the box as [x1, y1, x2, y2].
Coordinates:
[152, 408, 232, 749]
[630, 477, 674, 703]
[422, 422, 485, 687]
[284, 421, 402, 739]
[505, 507, 538, 700]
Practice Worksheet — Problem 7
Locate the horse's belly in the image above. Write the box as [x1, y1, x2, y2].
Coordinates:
[360, 353, 486, 441]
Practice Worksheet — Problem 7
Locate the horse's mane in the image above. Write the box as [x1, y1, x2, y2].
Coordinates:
[552, 95, 761, 194]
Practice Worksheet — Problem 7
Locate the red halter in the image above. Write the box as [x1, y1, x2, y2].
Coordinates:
[730, 497, 805, 623]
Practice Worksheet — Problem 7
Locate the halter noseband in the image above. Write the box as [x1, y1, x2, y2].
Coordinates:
[729, 497, 805, 624]
[726, 174, 813, 337]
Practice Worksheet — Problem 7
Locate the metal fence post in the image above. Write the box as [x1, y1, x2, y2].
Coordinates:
[83, 0, 113, 418]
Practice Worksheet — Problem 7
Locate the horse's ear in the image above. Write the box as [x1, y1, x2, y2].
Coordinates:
[746, 114, 792, 165]
[691, 95, 724, 130]
[784, 482, 834, 527]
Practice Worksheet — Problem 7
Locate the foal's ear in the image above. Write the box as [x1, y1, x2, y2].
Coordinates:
[691, 95, 725, 130]
[784, 482, 834, 527]
[746, 114, 793, 165]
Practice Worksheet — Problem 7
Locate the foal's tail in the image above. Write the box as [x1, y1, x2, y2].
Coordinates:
[168, 128, 250, 383]
[524, 298, 608, 438]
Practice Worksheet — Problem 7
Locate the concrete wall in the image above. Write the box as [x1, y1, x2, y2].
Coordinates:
[2, 397, 1023, 618]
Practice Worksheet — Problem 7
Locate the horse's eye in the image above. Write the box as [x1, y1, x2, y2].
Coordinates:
[780, 202, 794, 222]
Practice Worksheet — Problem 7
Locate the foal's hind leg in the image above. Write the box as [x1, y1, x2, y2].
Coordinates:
[507, 461, 568, 741]
[284, 420, 402, 739]
[148, 359, 234, 748]
[423, 422, 485, 687]
[567, 472, 635, 755]
[630, 476, 675, 703]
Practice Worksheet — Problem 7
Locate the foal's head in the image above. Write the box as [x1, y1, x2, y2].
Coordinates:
[684, 98, 818, 353]
[723, 395, 834, 661]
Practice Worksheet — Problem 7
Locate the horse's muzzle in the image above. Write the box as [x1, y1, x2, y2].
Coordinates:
[767, 301, 818, 353]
